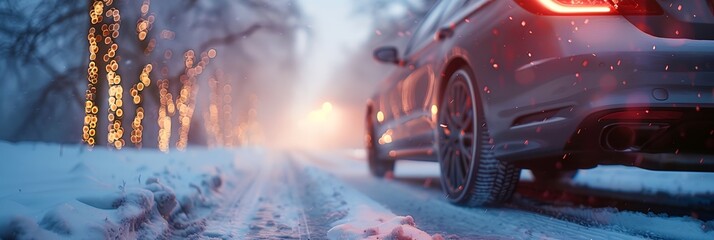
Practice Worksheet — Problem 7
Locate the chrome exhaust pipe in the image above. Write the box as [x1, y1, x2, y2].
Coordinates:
[604, 125, 637, 151]
[602, 123, 670, 152]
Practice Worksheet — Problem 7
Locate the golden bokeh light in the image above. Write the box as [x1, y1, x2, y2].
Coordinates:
[176, 49, 215, 150]
[131, 65, 152, 147]
[136, 0, 152, 42]
[208, 49, 217, 59]
[158, 58, 172, 152]
[83, 0, 105, 147]
[203, 70, 235, 147]
[83, 0, 220, 151]
[103, 1, 124, 149]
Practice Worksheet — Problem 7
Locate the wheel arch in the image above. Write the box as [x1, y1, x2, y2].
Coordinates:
[365, 99, 375, 145]
[438, 55, 483, 108]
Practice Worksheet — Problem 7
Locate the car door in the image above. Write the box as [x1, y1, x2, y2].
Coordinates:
[387, 0, 453, 158]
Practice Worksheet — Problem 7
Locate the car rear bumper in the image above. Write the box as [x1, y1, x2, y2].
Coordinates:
[491, 51, 714, 172]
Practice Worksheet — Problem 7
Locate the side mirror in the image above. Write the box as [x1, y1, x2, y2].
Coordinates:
[373, 46, 400, 64]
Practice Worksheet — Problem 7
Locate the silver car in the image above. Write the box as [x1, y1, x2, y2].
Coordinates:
[366, 0, 714, 206]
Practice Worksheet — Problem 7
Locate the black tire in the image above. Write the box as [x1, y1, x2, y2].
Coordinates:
[366, 107, 395, 178]
[437, 68, 521, 206]
[531, 169, 577, 184]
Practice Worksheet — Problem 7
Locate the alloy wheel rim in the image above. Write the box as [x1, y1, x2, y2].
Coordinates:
[438, 72, 477, 197]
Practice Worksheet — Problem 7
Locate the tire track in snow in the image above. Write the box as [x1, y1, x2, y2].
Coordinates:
[243, 152, 313, 239]
[201, 154, 264, 238]
[286, 153, 350, 237]
[203, 152, 311, 239]
[283, 154, 315, 239]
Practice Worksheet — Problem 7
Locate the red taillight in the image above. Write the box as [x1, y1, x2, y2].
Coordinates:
[608, 0, 664, 15]
[536, 0, 612, 14]
[515, 0, 663, 15]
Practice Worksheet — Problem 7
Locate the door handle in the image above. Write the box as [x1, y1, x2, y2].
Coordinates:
[435, 27, 454, 41]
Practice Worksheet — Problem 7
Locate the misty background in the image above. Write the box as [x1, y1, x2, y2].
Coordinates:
[0, 0, 436, 150]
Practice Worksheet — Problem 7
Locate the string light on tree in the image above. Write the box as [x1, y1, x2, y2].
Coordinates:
[203, 70, 233, 147]
[205, 75, 221, 146]
[176, 49, 217, 150]
[105, 3, 124, 150]
[130, 64, 151, 147]
[131, 0, 154, 148]
[82, 0, 103, 147]
[137, 0, 156, 55]
[221, 73, 234, 146]
[157, 50, 173, 152]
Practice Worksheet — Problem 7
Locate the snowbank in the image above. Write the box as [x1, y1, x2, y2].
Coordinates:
[571, 166, 714, 195]
[0, 141, 257, 239]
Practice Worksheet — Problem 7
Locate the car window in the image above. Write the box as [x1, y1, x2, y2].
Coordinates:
[461, 0, 485, 8]
[403, 0, 450, 56]
[441, 0, 488, 24]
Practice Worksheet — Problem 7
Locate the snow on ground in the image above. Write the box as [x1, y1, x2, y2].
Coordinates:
[572, 166, 714, 195]
[0, 141, 260, 239]
[533, 204, 714, 239]
[1, 142, 712, 239]
[0, 142, 439, 239]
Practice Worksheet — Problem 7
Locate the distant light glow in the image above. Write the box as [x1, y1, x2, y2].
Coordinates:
[309, 101, 334, 123]
[322, 102, 332, 112]
[377, 111, 384, 123]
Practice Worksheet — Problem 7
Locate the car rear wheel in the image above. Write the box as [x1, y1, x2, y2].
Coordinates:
[437, 68, 521, 206]
[366, 108, 395, 178]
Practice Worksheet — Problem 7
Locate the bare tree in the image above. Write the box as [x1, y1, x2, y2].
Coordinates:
[0, 1, 86, 144]
[0, 0, 307, 149]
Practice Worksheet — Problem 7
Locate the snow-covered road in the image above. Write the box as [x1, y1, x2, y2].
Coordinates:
[202, 152, 441, 239]
[196, 149, 713, 239]
[298, 152, 632, 239]
[1, 142, 713, 239]
[294, 151, 714, 239]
